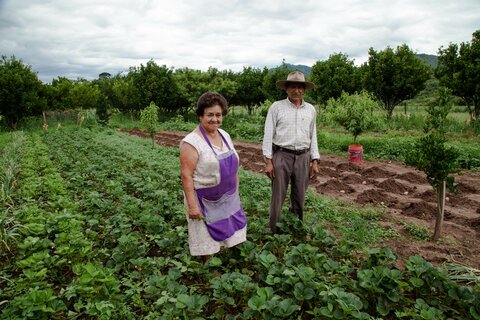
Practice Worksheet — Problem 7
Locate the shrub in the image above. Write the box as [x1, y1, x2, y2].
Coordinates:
[325, 91, 384, 143]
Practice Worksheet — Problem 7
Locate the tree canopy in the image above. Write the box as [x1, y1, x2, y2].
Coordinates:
[310, 53, 360, 105]
[3, 29, 480, 129]
[361, 44, 431, 118]
[128, 60, 181, 113]
[233, 66, 267, 114]
[262, 64, 290, 102]
[0, 56, 45, 130]
[435, 29, 480, 119]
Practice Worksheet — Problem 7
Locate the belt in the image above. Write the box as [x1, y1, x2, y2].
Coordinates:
[273, 144, 310, 155]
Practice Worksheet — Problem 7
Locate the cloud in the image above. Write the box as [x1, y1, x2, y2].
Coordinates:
[1, 0, 479, 83]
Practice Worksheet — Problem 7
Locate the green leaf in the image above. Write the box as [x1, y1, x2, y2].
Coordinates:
[206, 257, 222, 267]
[247, 295, 266, 311]
[275, 298, 300, 316]
[410, 277, 425, 288]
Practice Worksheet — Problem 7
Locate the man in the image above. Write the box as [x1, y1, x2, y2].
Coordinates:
[262, 71, 320, 233]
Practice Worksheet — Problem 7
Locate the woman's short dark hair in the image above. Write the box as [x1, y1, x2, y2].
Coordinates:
[195, 92, 228, 117]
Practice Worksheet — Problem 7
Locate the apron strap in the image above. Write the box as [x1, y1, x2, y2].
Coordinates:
[198, 125, 231, 155]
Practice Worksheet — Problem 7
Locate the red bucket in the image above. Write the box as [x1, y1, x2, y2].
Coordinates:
[348, 144, 363, 164]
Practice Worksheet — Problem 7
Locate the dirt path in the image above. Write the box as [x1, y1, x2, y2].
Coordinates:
[124, 128, 480, 269]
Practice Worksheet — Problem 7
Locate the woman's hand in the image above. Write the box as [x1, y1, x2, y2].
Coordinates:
[188, 207, 204, 220]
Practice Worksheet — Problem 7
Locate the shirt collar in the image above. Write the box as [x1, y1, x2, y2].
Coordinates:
[286, 97, 305, 108]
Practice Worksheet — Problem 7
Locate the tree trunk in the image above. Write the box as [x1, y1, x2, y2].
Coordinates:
[432, 180, 446, 241]
[150, 134, 155, 149]
[8, 118, 17, 131]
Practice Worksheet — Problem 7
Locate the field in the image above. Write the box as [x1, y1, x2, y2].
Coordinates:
[1, 125, 480, 319]
[128, 129, 480, 269]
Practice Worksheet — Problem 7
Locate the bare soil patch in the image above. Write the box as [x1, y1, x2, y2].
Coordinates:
[123, 128, 480, 269]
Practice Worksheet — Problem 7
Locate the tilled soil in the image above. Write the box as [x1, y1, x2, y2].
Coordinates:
[124, 128, 480, 269]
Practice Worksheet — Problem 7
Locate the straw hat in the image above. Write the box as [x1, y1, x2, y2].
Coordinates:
[276, 71, 315, 90]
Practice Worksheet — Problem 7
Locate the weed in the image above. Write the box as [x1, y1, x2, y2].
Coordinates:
[403, 222, 431, 241]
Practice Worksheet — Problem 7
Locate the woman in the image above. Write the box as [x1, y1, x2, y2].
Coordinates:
[180, 92, 247, 260]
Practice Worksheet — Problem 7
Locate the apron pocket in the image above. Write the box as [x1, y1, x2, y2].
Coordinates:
[201, 190, 241, 224]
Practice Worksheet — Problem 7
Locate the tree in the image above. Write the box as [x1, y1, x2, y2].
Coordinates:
[111, 74, 140, 113]
[140, 102, 160, 148]
[234, 66, 267, 114]
[405, 87, 460, 241]
[361, 44, 431, 118]
[174, 67, 237, 120]
[48, 77, 74, 111]
[435, 29, 480, 120]
[203, 67, 237, 106]
[0, 56, 44, 130]
[68, 79, 101, 110]
[129, 60, 182, 113]
[262, 63, 291, 102]
[92, 76, 114, 125]
[98, 72, 112, 79]
[174, 68, 210, 120]
[310, 53, 360, 105]
[325, 91, 383, 143]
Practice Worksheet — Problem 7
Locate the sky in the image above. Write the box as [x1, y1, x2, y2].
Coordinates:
[1, 0, 479, 83]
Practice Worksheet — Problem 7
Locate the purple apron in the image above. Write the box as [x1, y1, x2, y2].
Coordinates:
[195, 126, 247, 241]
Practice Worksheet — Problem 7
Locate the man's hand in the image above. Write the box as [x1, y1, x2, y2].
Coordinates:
[264, 158, 275, 180]
[309, 159, 319, 179]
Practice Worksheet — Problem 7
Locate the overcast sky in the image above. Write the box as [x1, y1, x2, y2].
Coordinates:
[1, 0, 479, 83]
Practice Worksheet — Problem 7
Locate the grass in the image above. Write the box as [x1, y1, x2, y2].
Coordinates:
[441, 262, 480, 285]
[3, 102, 480, 169]
[402, 222, 431, 241]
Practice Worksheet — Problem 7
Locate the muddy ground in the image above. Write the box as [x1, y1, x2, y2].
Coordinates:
[124, 128, 480, 269]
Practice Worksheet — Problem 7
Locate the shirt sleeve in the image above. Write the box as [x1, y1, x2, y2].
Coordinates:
[310, 107, 320, 160]
[262, 104, 275, 158]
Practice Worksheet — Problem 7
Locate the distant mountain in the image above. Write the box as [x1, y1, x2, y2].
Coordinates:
[416, 54, 438, 68]
[284, 63, 312, 75]
[270, 55, 436, 73]
[270, 63, 312, 75]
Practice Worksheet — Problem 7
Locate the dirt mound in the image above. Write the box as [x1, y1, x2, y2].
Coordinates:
[361, 166, 395, 179]
[402, 201, 437, 219]
[448, 195, 480, 209]
[456, 181, 478, 194]
[419, 189, 437, 202]
[316, 178, 355, 194]
[322, 167, 339, 178]
[336, 163, 363, 173]
[395, 172, 428, 184]
[377, 178, 412, 194]
[340, 173, 366, 184]
[356, 189, 398, 206]
[122, 129, 480, 269]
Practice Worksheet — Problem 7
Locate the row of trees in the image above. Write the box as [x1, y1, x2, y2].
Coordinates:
[1, 29, 479, 130]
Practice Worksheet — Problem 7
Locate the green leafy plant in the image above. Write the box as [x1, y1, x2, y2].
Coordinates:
[0, 207, 21, 254]
[325, 91, 383, 143]
[406, 87, 461, 241]
[140, 101, 159, 148]
[1, 126, 478, 319]
[77, 109, 97, 127]
[403, 222, 431, 241]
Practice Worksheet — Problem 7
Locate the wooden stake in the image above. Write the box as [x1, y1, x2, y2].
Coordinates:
[42, 111, 48, 132]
